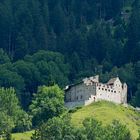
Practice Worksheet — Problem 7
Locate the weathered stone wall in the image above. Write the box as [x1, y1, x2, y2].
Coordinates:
[65, 76, 128, 108]
[65, 83, 96, 103]
[121, 83, 127, 103]
[65, 101, 85, 108]
[95, 79, 123, 104]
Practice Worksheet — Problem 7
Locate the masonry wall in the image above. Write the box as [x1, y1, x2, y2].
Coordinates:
[96, 80, 124, 104]
[65, 78, 128, 108]
[65, 83, 96, 103]
[65, 101, 85, 108]
[96, 84, 122, 104]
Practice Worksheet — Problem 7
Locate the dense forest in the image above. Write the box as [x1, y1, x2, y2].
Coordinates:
[0, 0, 139, 107]
[0, 0, 140, 139]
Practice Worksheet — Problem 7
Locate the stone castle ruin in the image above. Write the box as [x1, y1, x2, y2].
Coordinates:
[65, 75, 127, 108]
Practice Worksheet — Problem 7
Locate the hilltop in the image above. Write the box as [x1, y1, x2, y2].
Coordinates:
[71, 101, 140, 140]
[11, 101, 140, 140]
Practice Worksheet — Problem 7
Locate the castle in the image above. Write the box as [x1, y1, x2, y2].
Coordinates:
[65, 75, 127, 108]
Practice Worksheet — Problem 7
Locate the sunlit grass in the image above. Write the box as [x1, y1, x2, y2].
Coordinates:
[12, 130, 34, 140]
[71, 101, 140, 140]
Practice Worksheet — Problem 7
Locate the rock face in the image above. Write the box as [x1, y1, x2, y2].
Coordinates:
[65, 75, 127, 108]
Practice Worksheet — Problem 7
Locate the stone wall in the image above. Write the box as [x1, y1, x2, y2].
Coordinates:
[65, 101, 85, 108]
[65, 76, 128, 108]
[65, 83, 96, 103]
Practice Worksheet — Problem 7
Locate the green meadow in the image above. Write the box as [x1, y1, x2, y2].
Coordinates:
[12, 131, 33, 140]
[71, 101, 140, 140]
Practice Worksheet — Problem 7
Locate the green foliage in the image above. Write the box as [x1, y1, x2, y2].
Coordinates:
[83, 118, 132, 140]
[0, 87, 32, 133]
[14, 110, 32, 132]
[0, 111, 14, 135]
[0, 0, 140, 138]
[105, 120, 131, 140]
[0, 68, 25, 94]
[133, 84, 140, 107]
[0, 49, 10, 64]
[13, 60, 40, 93]
[31, 116, 75, 140]
[30, 85, 65, 126]
[83, 118, 103, 140]
[137, 130, 140, 140]
[24, 50, 69, 88]
[31, 116, 132, 140]
[0, 0, 138, 108]
[0, 50, 69, 108]
[0, 88, 21, 116]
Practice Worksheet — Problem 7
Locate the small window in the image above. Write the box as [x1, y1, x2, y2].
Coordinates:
[108, 90, 110, 92]
[76, 96, 78, 100]
[114, 91, 116, 93]
[111, 90, 113, 92]
[102, 88, 104, 90]
[81, 95, 83, 99]
[105, 89, 107, 91]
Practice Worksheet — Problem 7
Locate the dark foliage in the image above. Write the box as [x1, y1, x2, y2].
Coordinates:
[0, 0, 139, 109]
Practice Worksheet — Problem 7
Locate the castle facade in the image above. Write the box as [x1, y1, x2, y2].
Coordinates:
[65, 75, 127, 108]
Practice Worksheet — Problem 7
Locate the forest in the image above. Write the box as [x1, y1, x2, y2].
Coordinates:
[0, 0, 140, 139]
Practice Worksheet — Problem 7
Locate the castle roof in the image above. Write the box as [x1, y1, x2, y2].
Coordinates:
[107, 77, 118, 84]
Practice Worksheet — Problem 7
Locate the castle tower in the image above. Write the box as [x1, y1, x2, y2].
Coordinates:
[122, 83, 127, 103]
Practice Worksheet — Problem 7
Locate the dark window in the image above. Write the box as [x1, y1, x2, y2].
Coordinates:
[77, 96, 78, 100]
[81, 95, 83, 99]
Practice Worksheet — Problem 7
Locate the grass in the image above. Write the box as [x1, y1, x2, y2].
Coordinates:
[12, 130, 34, 140]
[71, 101, 140, 140]
[11, 101, 140, 140]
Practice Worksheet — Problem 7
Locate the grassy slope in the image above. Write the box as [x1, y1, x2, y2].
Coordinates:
[71, 101, 140, 140]
[12, 131, 33, 140]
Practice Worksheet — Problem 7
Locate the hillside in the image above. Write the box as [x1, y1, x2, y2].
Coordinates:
[71, 101, 140, 139]
[1, 0, 140, 139]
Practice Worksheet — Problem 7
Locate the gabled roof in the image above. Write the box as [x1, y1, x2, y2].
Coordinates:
[107, 77, 118, 84]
